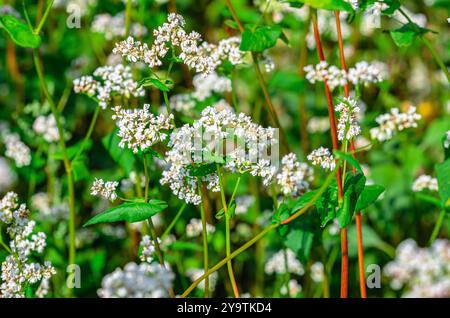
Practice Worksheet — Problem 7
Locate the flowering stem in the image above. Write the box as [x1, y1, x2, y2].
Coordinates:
[181, 169, 335, 297]
[397, 7, 450, 82]
[161, 203, 187, 239]
[198, 183, 210, 297]
[73, 105, 101, 162]
[311, 9, 347, 298]
[335, 10, 367, 298]
[217, 165, 240, 298]
[428, 209, 446, 245]
[32, 50, 77, 295]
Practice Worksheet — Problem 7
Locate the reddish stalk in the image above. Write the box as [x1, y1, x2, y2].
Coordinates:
[311, 10, 347, 298]
[335, 11, 367, 298]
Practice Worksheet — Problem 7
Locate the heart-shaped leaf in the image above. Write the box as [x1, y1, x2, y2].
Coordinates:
[0, 15, 41, 48]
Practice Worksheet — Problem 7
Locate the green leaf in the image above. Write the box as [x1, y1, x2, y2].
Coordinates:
[83, 200, 167, 226]
[315, 183, 338, 227]
[138, 77, 172, 92]
[337, 172, 366, 228]
[240, 25, 283, 52]
[102, 129, 136, 174]
[355, 184, 385, 211]
[389, 23, 432, 47]
[334, 150, 363, 173]
[436, 159, 450, 207]
[287, 0, 354, 12]
[0, 15, 41, 48]
[188, 162, 218, 177]
[71, 156, 90, 182]
[284, 229, 313, 264]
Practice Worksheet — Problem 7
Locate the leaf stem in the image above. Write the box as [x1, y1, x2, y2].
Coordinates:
[429, 209, 446, 245]
[125, 0, 133, 37]
[73, 105, 100, 162]
[198, 183, 210, 297]
[217, 165, 240, 298]
[161, 203, 187, 239]
[35, 0, 54, 35]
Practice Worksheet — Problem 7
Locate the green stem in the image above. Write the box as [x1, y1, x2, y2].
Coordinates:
[143, 154, 174, 298]
[161, 203, 187, 239]
[32, 50, 76, 290]
[198, 183, 210, 297]
[125, 0, 133, 37]
[35, 0, 54, 35]
[429, 209, 446, 245]
[73, 106, 101, 162]
[217, 165, 240, 298]
[0, 234, 12, 254]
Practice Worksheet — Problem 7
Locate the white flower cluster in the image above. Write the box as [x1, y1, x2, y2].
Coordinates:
[384, 239, 450, 297]
[310, 262, 325, 283]
[139, 235, 157, 263]
[370, 106, 421, 142]
[412, 175, 438, 192]
[90, 178, 119, 201]
[73, 64, 144, 109]
[92, 12, 147, 40]
[304, 61, 385, 90]
[444, 130, 450, 149]
[0, 192, 56, 298]
[160, 107, 278, 205]
[186, 218, 215, 238]
[31, 192, 68, 223]
[112, 104, 174, 154]
[276, 153, 314, 197]
[307, 147, 336, 171]
[2, 133, 31, 168]
[192, 72, 232, 101]
[0, 5, 21, 18]
[186, 268, 218, 292]
[32, 114, 59, 143]
[265, 249, 304, 275]
[98, 262, 174, 298]
[335, 97, 361, 141]
[113, 14, 246, 75]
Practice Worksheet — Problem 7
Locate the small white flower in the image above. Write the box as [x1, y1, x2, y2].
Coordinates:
[412, 175, 438, 192]
[265, 249, 304, 275]
[370, 106, 421, 142]
[186, 218, 215, 238]
[307, 147, 336, 171]
[90, 178, 119, 201]
[33, 114, 60, 143]
[335, 97, 361, 141]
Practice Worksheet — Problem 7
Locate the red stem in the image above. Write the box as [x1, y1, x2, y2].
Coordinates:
[335, 11, 367, 298]
[312, 10, 347, 298]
